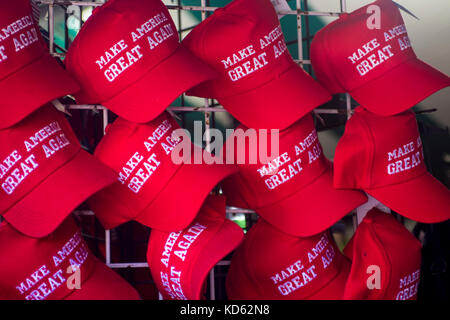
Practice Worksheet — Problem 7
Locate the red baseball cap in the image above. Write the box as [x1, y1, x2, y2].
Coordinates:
[147, 195, 244, 300]
[0, 105, 116, 238]
[226, 218, 351, 300]
[220, 113, 367, 237]
[65, 0, 217, 123]
[310, 0, 450, 115]
[0, 216, 141, 300]
[0, 0, 79, 129]
[343, 208, 422, 300]
[334, 106, 450, 223]
[182, 0, 331, 130]
[87, 111, 238, 232]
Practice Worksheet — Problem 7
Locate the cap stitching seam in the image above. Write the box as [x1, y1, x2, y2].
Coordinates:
[366, 222, 392, 300]
[356, 112, 376, 188]
[73, 31, 102, 100]
[322, 23, 346, 92]
[69, 3, 127, 101]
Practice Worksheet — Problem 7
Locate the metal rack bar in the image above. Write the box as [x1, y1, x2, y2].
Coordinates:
[36, 0, 342, 17]
[74, 207, 258, 216]
[50, 47, 312, 64]
[96, 260, 232, 269]
[108, 262, 149, 269]
[66, 104, 344, 115]
[296, 0, 303, 64]
[48, 3, 55, 54]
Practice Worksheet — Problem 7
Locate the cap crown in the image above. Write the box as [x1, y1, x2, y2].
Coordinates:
[0, 0, 47, 81]
[221, 113, 329, 209]
[90, 112, 186, 226]
[343, 209, 422, 300]
[0, 106, 81, 214]
[310, 0, 416, 94]
[148, 196, 242, 300]
[334, 107, 426, 190]
[65, 0, 180, 104]
[0, 218, 96, 300]
[228, 219, 349, 299]
[183, 0, 294, 99]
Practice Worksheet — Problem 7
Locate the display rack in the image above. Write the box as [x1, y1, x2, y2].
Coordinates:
[34, 0, 356, 300]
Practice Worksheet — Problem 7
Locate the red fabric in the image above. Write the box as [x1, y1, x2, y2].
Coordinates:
[226, 219, 350, 300]
[182, 0, 331, 130]
[0, 0, 79, 129]
[220, 113, 366, 237]
[87, 111, 238, 231]
[0, 217, 141, 300]
[65, 0, 217, 123]
[310, 0, 450, 115]
[334, 107, 450, 223]
[147, 195, 244, 300]
[0, 105, 116, 237]
[343, 209, 422, 300]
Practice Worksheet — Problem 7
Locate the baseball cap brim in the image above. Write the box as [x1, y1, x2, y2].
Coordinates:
[3, 150, 116, 238]
[0, 53, 80, 129]
[217, 63, 331, 130]
[350, 58, 450, 116]
[102, 45, 217, 123]
[367, 172, 450, 223]
[189, 218, 244, 299]
[66, 257, 141, 300]
[135, 149, 238, 232]
[257, 166, 367, 237]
